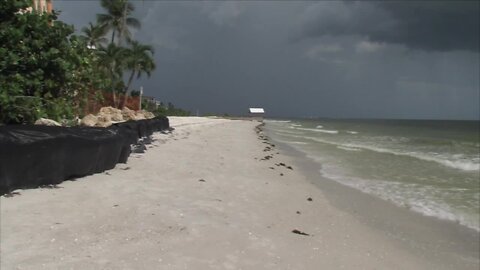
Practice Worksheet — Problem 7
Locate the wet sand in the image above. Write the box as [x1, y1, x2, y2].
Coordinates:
[1, 117, 478, 269]
[265, 130, 480, 269]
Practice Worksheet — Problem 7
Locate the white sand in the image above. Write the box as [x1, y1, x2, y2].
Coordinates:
[1, 117, 476, 269]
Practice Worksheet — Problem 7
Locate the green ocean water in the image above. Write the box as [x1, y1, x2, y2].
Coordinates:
[265, 119, 480, 231]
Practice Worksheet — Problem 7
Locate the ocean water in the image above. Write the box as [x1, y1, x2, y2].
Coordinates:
[264, 119, 480, 231]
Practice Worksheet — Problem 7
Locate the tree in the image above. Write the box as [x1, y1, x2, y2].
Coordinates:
[123, 40, 155, 105]
[80, 22, 108, 49]
[96, 43, 128, 107]
[0, 0, 87, 123]
[97, 0, 141, 45]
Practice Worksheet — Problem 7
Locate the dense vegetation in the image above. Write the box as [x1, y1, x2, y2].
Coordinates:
[0, 0, 188, 124]
[0, 0, 85, 123]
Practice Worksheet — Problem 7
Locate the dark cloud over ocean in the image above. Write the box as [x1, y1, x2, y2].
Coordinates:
[298, 1, 479, 52]
[55, 1, 479, 120]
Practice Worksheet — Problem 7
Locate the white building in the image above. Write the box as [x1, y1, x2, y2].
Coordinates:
[249, 108, 265, 120]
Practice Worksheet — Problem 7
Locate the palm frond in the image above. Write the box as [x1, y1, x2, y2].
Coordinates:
[126, 17, 141, 29]
[96, 13, 113, 26]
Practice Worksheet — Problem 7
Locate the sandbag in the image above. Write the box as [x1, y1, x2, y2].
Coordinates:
[0, 117, 169, 195]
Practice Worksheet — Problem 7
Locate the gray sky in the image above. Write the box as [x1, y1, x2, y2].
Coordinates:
[55, 1, 479, 120]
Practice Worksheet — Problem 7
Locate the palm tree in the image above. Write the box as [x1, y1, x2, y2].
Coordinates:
[97, 0, 141, 45]
[122, 40, 155, 106]
[80, 23, 108, 49]
[97, 43, 128, 107]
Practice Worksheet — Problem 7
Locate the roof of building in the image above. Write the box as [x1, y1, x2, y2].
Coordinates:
[249, 108, 265, 114]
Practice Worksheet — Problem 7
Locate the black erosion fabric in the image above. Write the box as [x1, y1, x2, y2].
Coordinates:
[0, 117, 169, 195]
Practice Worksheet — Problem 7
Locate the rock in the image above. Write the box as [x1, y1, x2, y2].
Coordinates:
[122, 107, 137, 121]
[97, 113, 112, 122]
[96, 114, 112, 127]
[80, 114, 98, 127]
[143, 111, 156, 119]
[34, 118, 61, 126]
[99, 106, 123, 122]
[134, 111, 146, 120]
[99, 106, 118, 114]
[59, 117, 80, 127]
[96, 120, 112, 128]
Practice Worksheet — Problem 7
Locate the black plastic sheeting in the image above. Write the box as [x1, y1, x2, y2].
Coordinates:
[0, 117, 169, 195]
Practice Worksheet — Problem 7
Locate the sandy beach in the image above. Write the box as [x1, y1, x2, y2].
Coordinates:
[1, 117, 478, 269]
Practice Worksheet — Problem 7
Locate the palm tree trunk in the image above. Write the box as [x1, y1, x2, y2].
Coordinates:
[110, 67, 118, 108]
[119, 3, 127, 46]
[111, 30, 115, 44]
[112, 90, 117, 108]
[123, 69, 136, 108]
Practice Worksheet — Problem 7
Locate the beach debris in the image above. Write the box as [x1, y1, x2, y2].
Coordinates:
[260, 155, 273, 161]
[40, 184, 63, 189]
[3, 191, 21, 198]
[307, 197, 313, 201]
[113, 204, 119, 207]
[269, 167, 275, 170]
[132, 144, 147, 153]
[280, 173, 284, 176]
[287, 166, 293, 170]
[292, 229, 310, 236]
[121, 167, 131, 170]
[34, 118, 62, 126]
[198, 179, 206, 182]
[105, 172, 111, 175]
[296, 211, 301, 214]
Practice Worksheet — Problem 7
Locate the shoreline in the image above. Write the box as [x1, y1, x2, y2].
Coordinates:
[264, 126, 480, 266]
[1, 117, 478, 269]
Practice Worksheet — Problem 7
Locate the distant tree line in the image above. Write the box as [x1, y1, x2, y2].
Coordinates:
[141, 99, 191, 117]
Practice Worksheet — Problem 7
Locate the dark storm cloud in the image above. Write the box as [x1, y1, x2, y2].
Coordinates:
[53, 1, 479, 120]
[299, 1, 479, 52]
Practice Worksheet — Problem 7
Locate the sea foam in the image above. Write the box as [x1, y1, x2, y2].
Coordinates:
[265, 120, 291, 123]
[337, 146, 362, 152]
[305, 137, 479, 172]
[296, 127, 339, 134]
[318, 167, 480, 231]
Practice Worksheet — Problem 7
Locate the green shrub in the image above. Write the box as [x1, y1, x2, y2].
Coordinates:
[0, 0, 92, 123]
